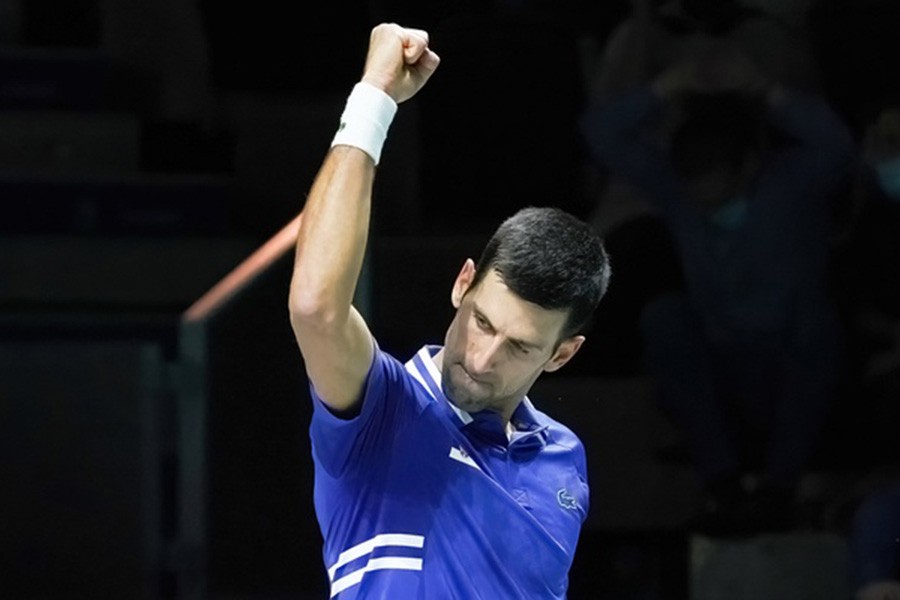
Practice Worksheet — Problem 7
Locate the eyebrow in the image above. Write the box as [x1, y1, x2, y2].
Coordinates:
[472, 305, 545, 352]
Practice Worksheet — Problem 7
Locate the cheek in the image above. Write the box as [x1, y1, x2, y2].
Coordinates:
[444, 315, 468, 353]
[500, 355, 541, 382]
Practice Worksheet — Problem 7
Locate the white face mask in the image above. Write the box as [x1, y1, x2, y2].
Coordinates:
[875, 155, 900, 203]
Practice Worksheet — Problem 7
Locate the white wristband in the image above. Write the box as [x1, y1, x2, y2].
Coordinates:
[330, 81, 398, 166]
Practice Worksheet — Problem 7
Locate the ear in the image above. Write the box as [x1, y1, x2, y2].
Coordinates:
[451, 258, 476, 308]
[543, 335, 585, 373]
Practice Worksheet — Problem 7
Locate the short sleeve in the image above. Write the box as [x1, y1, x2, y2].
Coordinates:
[309, 346, 421, 477]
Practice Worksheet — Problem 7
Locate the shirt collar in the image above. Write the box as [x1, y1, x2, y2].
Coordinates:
[405, 345, 549, 453]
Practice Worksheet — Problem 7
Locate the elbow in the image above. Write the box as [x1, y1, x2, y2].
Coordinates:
[288, 289, 343, 334]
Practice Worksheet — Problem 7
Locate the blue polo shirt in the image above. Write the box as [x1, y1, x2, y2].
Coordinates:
[309, 344, 590, 599]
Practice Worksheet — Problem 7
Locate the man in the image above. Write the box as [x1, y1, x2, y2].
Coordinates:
[289, 23, 611, 599]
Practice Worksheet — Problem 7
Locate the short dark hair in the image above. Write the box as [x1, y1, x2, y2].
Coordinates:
[470, 206, 611, 339]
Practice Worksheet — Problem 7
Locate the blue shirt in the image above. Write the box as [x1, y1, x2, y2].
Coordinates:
[309, 345, 589, 599]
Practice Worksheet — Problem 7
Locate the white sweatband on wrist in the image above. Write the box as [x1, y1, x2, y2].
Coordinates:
[330, 81, 398, 166]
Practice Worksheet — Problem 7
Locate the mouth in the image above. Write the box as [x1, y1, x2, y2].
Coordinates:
[447, 363, 493, 398]
[444, 363, 499, 412]
[457, 364, 488, 386]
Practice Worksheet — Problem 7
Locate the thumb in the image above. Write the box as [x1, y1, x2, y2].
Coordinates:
[402, 28, 431, 64]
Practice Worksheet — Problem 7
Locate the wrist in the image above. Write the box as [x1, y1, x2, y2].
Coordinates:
[330, 81, 398, 165]
[360, 73, 394, 101]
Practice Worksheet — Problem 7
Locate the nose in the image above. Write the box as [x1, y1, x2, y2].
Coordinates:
[469, 337, 503, 376]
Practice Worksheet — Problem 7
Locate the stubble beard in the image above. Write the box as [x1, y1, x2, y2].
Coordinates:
[441, 363, 496, 414]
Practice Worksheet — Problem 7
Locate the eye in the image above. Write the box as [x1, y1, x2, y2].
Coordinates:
[510, 341, 530, 356]
[474, 314, 490, 331]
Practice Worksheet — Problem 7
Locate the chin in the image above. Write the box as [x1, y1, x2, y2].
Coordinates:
[453, 395, 488, 413]
[443, 378, 489, 413]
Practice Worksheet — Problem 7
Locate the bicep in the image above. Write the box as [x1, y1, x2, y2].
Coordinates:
[292, 305, 375, 414]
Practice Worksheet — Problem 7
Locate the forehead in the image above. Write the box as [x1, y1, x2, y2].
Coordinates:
[468, 270, 568, 343]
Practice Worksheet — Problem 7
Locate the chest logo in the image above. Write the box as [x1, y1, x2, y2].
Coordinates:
[557, 488, 579, 511]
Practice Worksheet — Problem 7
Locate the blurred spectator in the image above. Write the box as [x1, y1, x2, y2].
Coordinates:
[580, 47, 856, 536]
[579, 0, 822, 224]
[576, 0, 821, 377]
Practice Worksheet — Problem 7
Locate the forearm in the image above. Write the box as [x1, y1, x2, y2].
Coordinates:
[288, 122, 382, 413]
[290, 145, 374, 327]
[287, 23, 439, 412]
[291, 21, 440, 318]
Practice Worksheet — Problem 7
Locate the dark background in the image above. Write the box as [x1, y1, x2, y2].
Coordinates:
[2, 0, 899, 598]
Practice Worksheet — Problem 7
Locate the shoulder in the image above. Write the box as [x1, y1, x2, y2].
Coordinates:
[359, 345, 437, 414]
[311, 344, 432, 430]
[309, 345, 435, 476]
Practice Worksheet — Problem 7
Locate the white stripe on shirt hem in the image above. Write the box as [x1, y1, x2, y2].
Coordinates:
[327, 533, 425, 580]
[330, 556, 424, 597]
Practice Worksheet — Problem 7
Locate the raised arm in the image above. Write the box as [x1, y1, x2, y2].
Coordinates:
[288, 24, 440, 413]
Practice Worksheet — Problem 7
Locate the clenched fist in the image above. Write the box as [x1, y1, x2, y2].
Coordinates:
[360, 23, 441, 104]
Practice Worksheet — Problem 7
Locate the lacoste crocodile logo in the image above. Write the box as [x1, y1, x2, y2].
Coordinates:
[557, 488, 579, 510]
